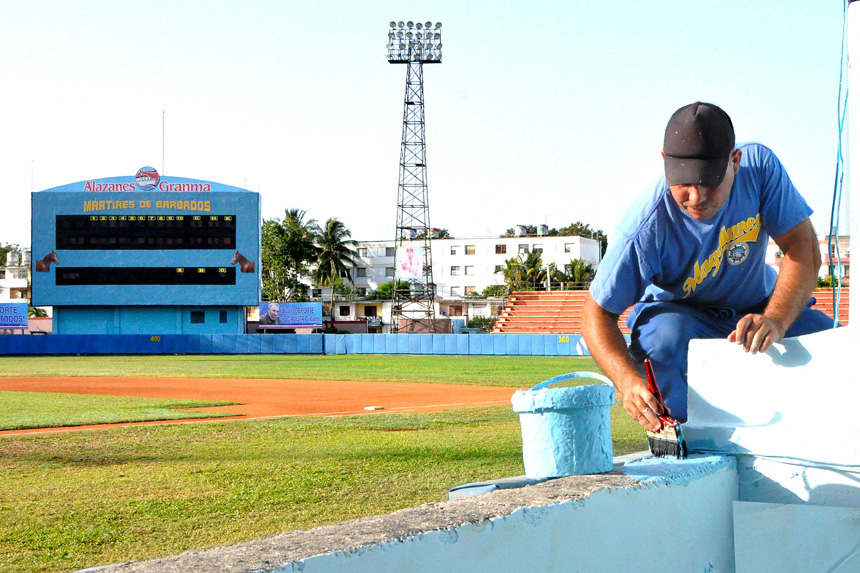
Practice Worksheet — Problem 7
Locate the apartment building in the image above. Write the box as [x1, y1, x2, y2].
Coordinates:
[313, 234, 602, 332]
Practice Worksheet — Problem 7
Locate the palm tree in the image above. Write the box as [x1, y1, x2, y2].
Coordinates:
[312, 218, 359, 315]
[502, 250, 545, 292]
[558, 258, 595, 290]
[261, 209, 318, 301]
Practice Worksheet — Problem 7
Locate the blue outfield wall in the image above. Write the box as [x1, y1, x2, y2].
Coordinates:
[0, 333, 610, 356]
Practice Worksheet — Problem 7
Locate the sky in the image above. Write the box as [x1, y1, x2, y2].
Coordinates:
[0, 1, 849, 247]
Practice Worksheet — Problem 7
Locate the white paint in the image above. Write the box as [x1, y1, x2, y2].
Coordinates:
[734, 501, 860, 572]
[274, 456, 737, 573]
[685, 329, 860, 464]
[736, 455, 860, 509]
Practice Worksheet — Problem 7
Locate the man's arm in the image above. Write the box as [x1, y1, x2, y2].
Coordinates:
[729, 218, 820, 353]
[581, 294, 664, 431]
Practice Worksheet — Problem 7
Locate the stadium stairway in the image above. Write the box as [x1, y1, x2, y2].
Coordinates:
[491, 288, 849, 335]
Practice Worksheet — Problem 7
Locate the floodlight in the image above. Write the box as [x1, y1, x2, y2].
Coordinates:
[397, 31, 403, 38]
[407, 21, 413, 27]
[398, 21, 404, 27]
[416, 22, 423, 29]
[435, 22, 441, 28]
[406, 31, 412, 38]
[389, 21, 396, 28]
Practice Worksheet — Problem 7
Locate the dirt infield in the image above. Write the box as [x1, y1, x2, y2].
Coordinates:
[0, 376, 520, 436]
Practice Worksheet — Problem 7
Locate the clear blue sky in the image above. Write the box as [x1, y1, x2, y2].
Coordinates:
[0, 1, 848, 246]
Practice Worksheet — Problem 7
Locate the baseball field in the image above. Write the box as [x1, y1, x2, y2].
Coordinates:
[0, 354, 646, 572]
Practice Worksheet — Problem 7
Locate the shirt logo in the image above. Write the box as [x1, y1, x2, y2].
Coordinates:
[683, 213, 761, 297]
[726, 242, 750, 265]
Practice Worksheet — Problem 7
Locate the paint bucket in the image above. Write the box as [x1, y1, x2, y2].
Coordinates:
[511, 372, 615, 479]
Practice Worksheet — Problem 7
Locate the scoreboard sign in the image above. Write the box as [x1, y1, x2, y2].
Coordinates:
[31, 175, 261, 307]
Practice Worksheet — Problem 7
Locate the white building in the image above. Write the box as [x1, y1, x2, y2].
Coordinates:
[312, 234, 602, 332]
[0, 250, 31, 303]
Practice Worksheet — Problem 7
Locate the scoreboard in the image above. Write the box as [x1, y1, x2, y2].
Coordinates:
[31, 176, 261, 307]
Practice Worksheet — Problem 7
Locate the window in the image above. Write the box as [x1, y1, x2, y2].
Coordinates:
[495, 244, 507, 254]
[465, 266, 475, 276]
[518, 244, 529, 254]
[190, 311, 205, 324]
[219, 311, 228, 323]
[355, 267, 367, 278]
[495, 265, 504, 273]
[533, 244, 543, 253]
[564, 264, 572, 274]
[385, 247, 396, 257]
[564, 243, 574, 253]
[364, 305, 378, 317]
[15, 270, 28, 279]
[450, 266, 461, 276]
[385, 267, 395, 277]
[465, 286, 476, 295]
[339, 306, 350, 317]
[465, 245, 476, 255]
[358, 248, 368, 257]
[312, 288, 322, 297]
[450, 286, 461, 297]
[450, 246, 459, 255]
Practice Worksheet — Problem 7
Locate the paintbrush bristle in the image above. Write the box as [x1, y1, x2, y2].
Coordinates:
[646, 417, 688, 459]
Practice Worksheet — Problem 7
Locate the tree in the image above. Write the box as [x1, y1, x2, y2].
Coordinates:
[481, 284, 508, 298]
[556, 258, 595, 290]
[313, 218, 359, 313]
[261, 209, 318, 301]
[376, 280, 410, 299]
[502, 250, 545, 292]
[0, 243, 20, 266]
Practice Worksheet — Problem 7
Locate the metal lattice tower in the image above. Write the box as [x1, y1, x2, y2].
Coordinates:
[387, 20, 442, 333]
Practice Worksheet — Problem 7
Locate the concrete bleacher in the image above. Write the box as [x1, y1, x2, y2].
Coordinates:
[492, 291, 631, 334]
[492, 288, 849, 334]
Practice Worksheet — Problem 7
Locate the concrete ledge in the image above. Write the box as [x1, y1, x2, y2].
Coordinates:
[95, 455, 736, 573]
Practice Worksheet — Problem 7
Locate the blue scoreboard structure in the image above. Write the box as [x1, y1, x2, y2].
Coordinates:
[31, 171, 261, 335]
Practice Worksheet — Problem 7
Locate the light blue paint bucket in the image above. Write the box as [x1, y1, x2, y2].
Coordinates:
[511, 372, 616, 479]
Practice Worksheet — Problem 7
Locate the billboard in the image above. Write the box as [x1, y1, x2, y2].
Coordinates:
[0, 302, 28, 329]
[396, 245, 424, 279]
[258, 302, 323, 329]
[31, 175, 261, 307]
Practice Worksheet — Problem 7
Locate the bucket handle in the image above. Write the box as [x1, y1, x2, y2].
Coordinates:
[530, 371, 614, 392]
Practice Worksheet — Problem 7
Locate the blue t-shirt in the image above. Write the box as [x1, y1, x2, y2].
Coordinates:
[590, 143, 813, 317]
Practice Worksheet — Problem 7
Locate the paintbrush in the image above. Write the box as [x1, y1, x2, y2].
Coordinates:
[643, 358, 688, 459]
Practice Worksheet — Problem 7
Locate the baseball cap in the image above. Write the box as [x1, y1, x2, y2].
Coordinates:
[663, 102, 735, 187]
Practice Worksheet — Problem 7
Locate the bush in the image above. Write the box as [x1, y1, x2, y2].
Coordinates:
[467, 316, 497, 332]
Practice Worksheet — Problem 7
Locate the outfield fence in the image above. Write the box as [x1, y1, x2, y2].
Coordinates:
[0, 333, 611, 356]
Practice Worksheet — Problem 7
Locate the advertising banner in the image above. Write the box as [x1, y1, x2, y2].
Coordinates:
[0, 302, 28, 329]
[395, 245, 424, 279]
[259, 302, 323, 329]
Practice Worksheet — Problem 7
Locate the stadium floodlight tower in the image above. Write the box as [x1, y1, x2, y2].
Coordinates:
[387, 20, 442, 334]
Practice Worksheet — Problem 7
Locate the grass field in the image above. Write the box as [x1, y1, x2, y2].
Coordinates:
[0, 354, 645, 572]
[0, 354, 603, 386]
[0, 392, 240, 431]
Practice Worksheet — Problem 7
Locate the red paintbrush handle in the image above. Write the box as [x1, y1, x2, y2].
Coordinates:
[643, 358, 667, 409]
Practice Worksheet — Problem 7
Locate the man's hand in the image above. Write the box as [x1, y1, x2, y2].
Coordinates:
[728, 314, 787, 354]
[619, 377, 665, 432]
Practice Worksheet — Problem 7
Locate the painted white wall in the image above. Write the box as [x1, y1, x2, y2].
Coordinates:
[275, 456, 738, 573]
